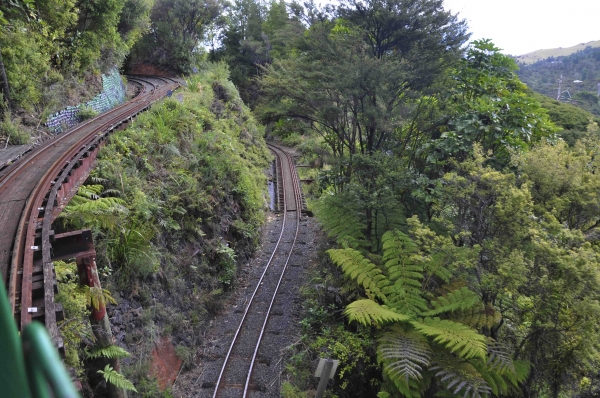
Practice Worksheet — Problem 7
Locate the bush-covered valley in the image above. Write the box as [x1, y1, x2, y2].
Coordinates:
[3, 0, 600, 397]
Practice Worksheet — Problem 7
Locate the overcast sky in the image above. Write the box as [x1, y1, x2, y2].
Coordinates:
[442, 0, 600, 55]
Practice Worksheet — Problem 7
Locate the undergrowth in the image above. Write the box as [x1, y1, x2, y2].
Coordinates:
[281, 249, 382, 398]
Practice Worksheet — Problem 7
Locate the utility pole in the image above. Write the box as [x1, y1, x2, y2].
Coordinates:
[557, 74, 563, 100]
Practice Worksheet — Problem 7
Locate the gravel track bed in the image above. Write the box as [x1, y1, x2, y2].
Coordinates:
[172, 213, 321, 397]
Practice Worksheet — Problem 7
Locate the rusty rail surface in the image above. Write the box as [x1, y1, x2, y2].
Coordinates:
[210, 143, 304, 397]
[0, 75, 180, 349]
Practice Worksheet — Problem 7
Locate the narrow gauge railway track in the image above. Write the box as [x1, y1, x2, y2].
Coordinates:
[207, 144, 305, 398]
[0, 75, 179, 348]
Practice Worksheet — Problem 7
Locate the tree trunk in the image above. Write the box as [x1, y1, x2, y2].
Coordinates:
[0, 48, 11, 116]
[78, 256, 127, 398]
[365, 206, 373, 252]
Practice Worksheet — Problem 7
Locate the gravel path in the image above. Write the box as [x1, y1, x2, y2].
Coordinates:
[172, 212, 321, 397]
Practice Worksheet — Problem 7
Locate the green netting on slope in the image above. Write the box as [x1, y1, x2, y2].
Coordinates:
[46, 69, 126, 134]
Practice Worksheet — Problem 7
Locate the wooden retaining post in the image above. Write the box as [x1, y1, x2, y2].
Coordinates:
[52, 229, 126, 398]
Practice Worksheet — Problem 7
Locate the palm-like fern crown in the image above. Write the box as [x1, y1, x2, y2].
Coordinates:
[59, 184, 127, 230]
[328, 226, 528, 397]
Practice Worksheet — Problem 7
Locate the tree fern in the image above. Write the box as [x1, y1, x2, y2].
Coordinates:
[456, 302, 502, 329]
[344, 299, 411, 326]
[423, 287, 480, 317]
[327, 228, 526, 394]
[88, 345, 131, 360]
[411, 318, 487, 360]
[97, 365, 137, 392]
[377, 327, 431, 380]
[328, 248, 388, 301]
[430, 361, 492, 398]
[314, 195, 369, 249]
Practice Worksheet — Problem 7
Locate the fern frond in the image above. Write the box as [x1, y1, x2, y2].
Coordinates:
[101, 188, 122, 197]
[487, 341, 515, 374]
[431, 361, 492, 398]
[382, 230, 418, 261]
[88, 345, 131, 360]
[377, 231, 430, 315]
[328, 248, 388, 301]
[425, 251, 454, 283]
[473, 355, 530, 395]
[345, 299, 410, 326]
[411, 318, 487, 359]
[381, 231, 422, 288]
[88, 176, 110, 185]
[98, 365, 138, 392]
[378, 327, 431, 381]
[504, 360, 530, 386]
[314, 196, 369, 249]
[61, 194, 128, 230]
[77, 184, 104, 199]
[85, 286, 117, 310]
[456, 302, 502, 329]
[384, 289, 429, 316]
[387, 374, 423, 398]
[423, 287, 480, 316]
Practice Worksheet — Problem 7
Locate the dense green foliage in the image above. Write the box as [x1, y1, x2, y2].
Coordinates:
[73, 63, 270, 284]
[328, 227, 528, 397]
[0, 0, 152, 115]
[128, 0, 223, 74]
[251, 1, 600, 396]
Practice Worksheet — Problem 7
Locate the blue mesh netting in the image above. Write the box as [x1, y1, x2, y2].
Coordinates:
[46, 69, 126, 134]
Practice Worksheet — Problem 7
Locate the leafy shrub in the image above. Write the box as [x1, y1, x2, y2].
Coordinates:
[0, 115, 30, 145]
[78, 105, 99, 121]
[55, 261, 91, 375]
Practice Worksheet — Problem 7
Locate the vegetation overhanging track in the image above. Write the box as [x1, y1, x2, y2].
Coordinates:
[211, 143, 304, 397]
[0, 75, 180, 349]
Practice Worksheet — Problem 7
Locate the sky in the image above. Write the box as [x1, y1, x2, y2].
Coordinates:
[442, 0, 600, 56]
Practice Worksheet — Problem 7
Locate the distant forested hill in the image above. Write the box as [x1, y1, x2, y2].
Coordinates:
[517, 46, 600, 115]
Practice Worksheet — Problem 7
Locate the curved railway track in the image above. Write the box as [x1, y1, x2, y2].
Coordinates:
[203, 143, 305, 398]
[0, 75, 180, 348]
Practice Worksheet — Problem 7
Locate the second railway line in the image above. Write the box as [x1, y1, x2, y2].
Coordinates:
[0, 75, 180, 348]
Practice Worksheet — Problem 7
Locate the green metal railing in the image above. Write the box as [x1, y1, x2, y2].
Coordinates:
[0, 276, 79, 398]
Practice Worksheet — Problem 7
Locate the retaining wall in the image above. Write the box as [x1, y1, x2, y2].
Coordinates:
[46, 70, 126, 134]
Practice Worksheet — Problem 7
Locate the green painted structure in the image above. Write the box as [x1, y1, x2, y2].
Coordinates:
[0, 275, 79, 398]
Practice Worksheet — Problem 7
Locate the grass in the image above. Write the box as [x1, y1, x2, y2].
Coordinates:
[515, 40, 600, 64]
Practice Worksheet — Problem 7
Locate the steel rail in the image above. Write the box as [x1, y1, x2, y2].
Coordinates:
[14, 77, 162, 335]
[2, 76, 179, 345]
[211, 147, 291, 397]
[211, 143, 303, 397]
[4, 78, 154, 319]
[242, 145, 303, 397]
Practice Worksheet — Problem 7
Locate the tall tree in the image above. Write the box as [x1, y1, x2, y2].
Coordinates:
[427, 40, 557, 166]
[129, 0, 223, 73]
[260, 0, 468, 158]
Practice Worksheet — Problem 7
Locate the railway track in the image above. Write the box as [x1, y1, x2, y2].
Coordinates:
[0, 75, 180, 349]
[200, 143, 306, 398]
